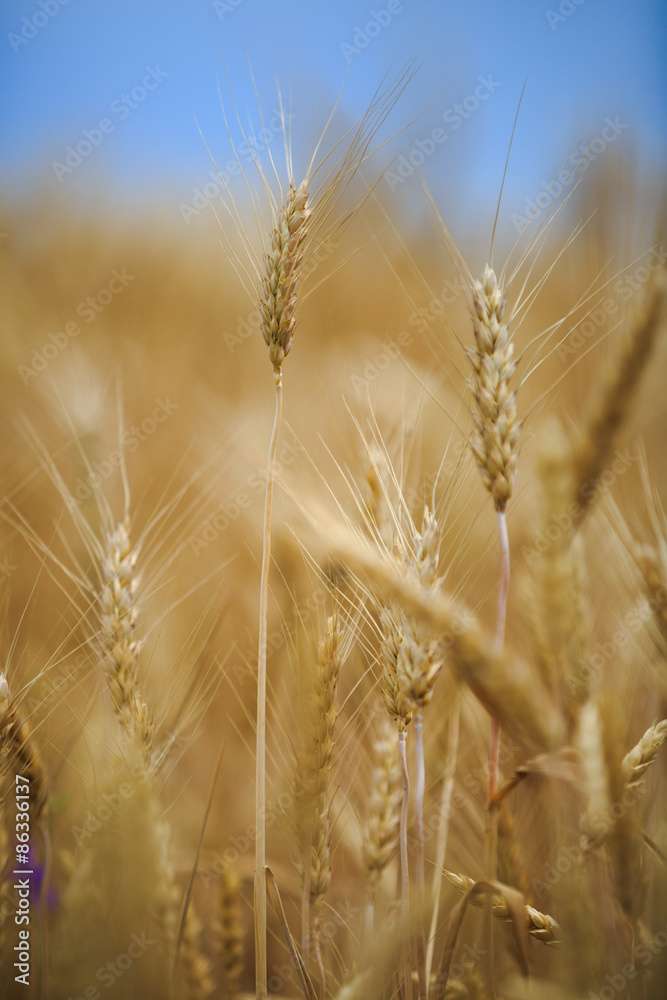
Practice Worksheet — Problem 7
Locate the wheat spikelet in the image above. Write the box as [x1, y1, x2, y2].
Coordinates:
[571, 267, 666, 523]
[99, 517, 152, 757]
[175, 903, 215, 1000]
[622, 719, 667, 786]
[468, 265, 521, 513]
[260, 180, 310, 374]
[217, 866, 244, 997]
[308, 615, 342, 993]
[363, 715, 402, 899]
[444, 871, 560, 945]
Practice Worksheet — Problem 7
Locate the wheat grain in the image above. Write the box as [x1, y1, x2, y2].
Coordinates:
[443, 871, 560, 946]
[468, 266, 520, 514]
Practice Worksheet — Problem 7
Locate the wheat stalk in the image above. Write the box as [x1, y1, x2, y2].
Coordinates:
[254, 174, 311, 1000]
[571, 267, 666, 523]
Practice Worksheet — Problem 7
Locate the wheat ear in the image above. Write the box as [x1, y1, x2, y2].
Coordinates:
[468, 265, 520, 517]
[622, 719, 667, 786]
[255, 178, 310, 1000]
[100, 517, 152, 758]
[571, 267, 665, 524]
[308, 615, 342, 998]
[217, 865, 243, 998]
[363, 715, 402, 935]
[174, 904, 215, 1000]
[444, 871, 560, 945]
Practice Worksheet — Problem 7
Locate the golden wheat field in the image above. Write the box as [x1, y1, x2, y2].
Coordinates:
[1, 52, 667, 1000]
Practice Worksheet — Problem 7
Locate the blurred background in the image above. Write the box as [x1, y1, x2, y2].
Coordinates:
[1, 0, 666, 225]
[1, 4, 667, 995]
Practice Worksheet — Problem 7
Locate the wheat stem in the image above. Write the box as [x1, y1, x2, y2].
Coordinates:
[414, 712, 427, 1000]
[398, 728, 412, 999]
[425, 700, 460, 985]
[255, 367, 283, 1000]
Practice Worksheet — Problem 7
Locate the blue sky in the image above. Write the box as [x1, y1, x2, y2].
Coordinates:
[1, 0, 665, 230]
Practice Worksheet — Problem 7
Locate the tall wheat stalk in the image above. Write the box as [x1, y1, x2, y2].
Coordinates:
[255, 177, 310, 999]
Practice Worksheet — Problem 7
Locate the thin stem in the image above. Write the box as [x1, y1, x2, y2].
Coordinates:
[485, 509, 511, 999]
[425, 700, 460, 985]
[301, 864, 311, 970]
[312, 912, 326, 1000]
[398, 728, 412, 1000]
[414, 713, 427, 1000]
[488, 509, 510, 817]
[364, 898, 375, 940]
[255, 367, 283, 1000]
[494, 510, 511, 652]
